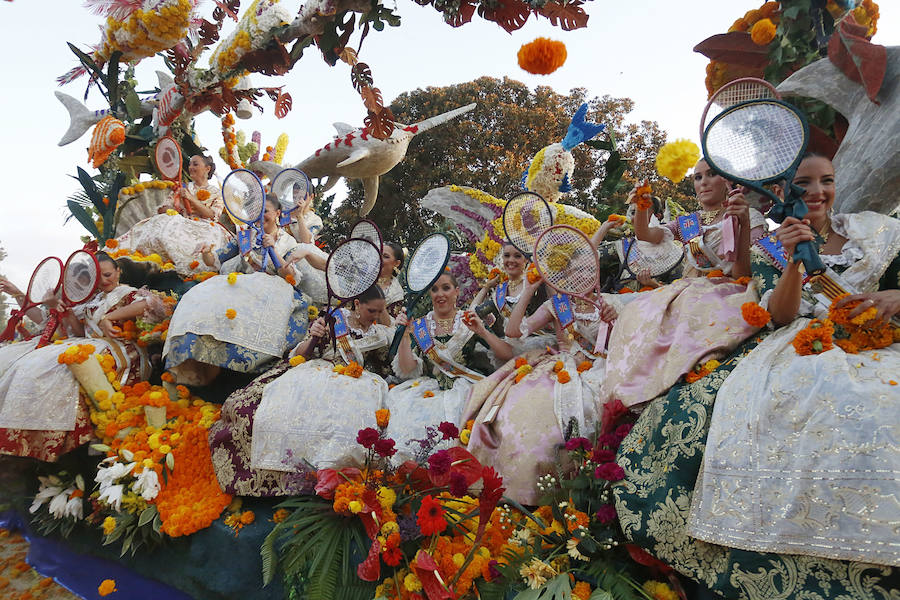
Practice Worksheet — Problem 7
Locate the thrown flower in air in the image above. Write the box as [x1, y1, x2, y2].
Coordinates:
[656, 139, 700, 182]
[518, 38, 567, 75]
[98, 579, 117, 596]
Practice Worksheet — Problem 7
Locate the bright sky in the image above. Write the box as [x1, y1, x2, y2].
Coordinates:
[0, 0, 897, 286]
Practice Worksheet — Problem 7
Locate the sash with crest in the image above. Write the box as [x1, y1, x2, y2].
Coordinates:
[494, 281, 509, 313]
[676, 213, 717, 271]
[411, 316, 483, 382]
[550, 294, 605, 358]
[330, 308, 356, 363]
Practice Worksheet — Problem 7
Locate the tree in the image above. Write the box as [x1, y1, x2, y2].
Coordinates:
[321, 77, 678, 249]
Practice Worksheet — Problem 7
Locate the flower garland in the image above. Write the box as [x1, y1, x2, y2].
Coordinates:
[106, 248, 176, 271]
[208, 0, 293, 78]
[119, 179, 177, 197]
[684, 358, 721, 383]
[333, 360, 364, 377]
[273, 133, 290, 165]
[221, 113, 243, 170]
[99, 0, 194, 63]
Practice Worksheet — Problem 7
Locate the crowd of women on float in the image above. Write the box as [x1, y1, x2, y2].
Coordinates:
[0, 151, 897, 577]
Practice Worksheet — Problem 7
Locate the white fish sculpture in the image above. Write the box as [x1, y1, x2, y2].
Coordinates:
[252, 103, 476, 215]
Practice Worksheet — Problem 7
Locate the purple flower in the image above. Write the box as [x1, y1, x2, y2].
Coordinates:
[565, 437, 591, 452]
[448, 471, 468, 497]
[594, 462, 625, 482]
[487, 559, 502, 581]
[374, 438, 397, 457]
[397, 514, 421, 541]
[438, 422, 459, 441]
[356, 427, 380, 449]
[427, 450, 452, 476]
[594, 504, 617, 524]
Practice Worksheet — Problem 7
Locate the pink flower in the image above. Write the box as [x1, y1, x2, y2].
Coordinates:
[591, 448, 616, 463]
[356, 427, 379, 449]
[448, 471, 468, 497]
[437, 421, 459, 440]
[427, 450, 452, 477]
[601, 399, 628, 435]
[597, 433, 621, 448]
[374, 438, 397, 457]
[594, 462, 625, 481]
[595, 504, 617, 524]
[615, 423, 633, 438]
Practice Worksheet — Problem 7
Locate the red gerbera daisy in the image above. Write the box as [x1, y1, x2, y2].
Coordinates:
[416, 495, 447, 536]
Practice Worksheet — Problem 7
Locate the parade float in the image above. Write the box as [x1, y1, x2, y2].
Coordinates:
[0, 0, 898, 599]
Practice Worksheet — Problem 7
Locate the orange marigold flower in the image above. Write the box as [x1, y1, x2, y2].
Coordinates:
[576, 360, 593, 373]
[189, 260, 199, 269]
[750, 17, 777, 45]
[606, 214, 626, 223]
[272, 508, 290, 523]
[552, 360, 564, 373]
[618, 288, 634, 294]
[98, 579, 117, 596]
[735, 276, 751, 285]
[572, 581, 593, 600]
[375, 408, 390, 428]
[423, 390, 435, 398]
[197, 189, 211, 202]
[161, 372, 174, 383]
[557, 370, 571, 384]
[517, 37, 567, 75]
[105, 239, 119, 249]
[284, 274, 296, 286]
[225, 308, 237, 320]
[239, 510, 255, 525]
[515, 357, 528, 368]
[791, 319, 834, 356]
[706, 269, 726, 279]
[741, 302, 771, 328]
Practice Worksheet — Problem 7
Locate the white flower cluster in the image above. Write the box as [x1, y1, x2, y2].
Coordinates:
[30, 474, 86, 521]
[208, 0, 295, 79]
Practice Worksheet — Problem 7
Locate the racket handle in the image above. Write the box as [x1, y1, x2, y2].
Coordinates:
[388, 324, 407, 359]
[267, 247, 282, 269]
[794, 240, 826, 277]
[36, 310, 61, 348]
[0, 310, 23, 342]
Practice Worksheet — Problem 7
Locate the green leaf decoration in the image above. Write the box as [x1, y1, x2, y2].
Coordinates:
[67, 43, 106, 86]
[138, 505, 157, 527]
[76, 167, 104, 211]
[125, 87, 142, 120]
[513, 574, 572, 600]
[588, 590, 614, 600]
[67, 200, 100, 239]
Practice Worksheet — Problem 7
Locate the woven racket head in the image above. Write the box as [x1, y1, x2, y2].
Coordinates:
[533, 225, 598, 296]
[350, 219, 383, 251]
[222, 169, 266, 224]
[502, 191, 553, 256]
[703, 99, 808, 185]
[406, 233, 451, 293]
[26, 257, 63, 304]
[271, 168, 310, 213]
[622, 238, 684, 279]
[700, 77, 779, 139]
[62, 250, 99, 304]
[326, 238, 382, 301]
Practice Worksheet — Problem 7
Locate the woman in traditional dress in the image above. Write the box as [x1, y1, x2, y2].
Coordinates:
[461, 273, 619, 504]
[0, 253, 166, 461]
[283, 188, 324, 244]
[377, 241, 405, 323]
[221, 285, 395, 489]
[163, 196, 314, 385]
[115, 155, 233, 276]
[386, 272, 512, 462]
[614, 154, 900, 597]
[600, 161, 766, 408]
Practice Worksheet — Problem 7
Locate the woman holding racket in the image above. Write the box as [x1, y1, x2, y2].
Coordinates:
[386, 272, 513, 463]
[115, 154, 233, 277]
[164, 195, 316, 386]
[0, 253, 167, 462]
[206, 284, 394, 494]
[614, 159, 900, 597]
[377, 241, 405, 323]
[461, 268, 620, 504]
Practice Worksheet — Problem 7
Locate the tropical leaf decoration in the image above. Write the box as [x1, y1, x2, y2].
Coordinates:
[68, 167, 123, 243]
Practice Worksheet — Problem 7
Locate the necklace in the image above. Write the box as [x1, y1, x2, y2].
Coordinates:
[377, 275, 393, 289]
[700, 208, 723, 225]
[434, 313, 456, 332]
[817, 220, 832, 246]
[507, 277, 523, 296]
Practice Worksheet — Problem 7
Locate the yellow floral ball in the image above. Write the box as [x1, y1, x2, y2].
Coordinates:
[656, 139, 701, 182]
[750, 18, 777, 45]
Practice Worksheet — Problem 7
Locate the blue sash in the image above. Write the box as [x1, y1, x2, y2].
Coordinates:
[494, 281, 509, 313]
[676, 213, 701, 242]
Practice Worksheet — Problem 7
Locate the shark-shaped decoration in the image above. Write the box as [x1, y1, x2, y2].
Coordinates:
[251, 103, 476, 216]
[777, 46, 899, 215]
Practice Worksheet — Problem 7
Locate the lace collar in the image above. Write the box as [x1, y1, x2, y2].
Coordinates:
[424, 310, 464, 336]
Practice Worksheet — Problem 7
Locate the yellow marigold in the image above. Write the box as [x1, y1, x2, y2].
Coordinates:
[403, 572, 423, 592]
[226, 309, 237, 320]
[272, 508, 290, 523]
[643, 580, 678, 600]
[375, 408, 390, 428]
[308, 306, 319, 320]
[750, 18, 777, 45]
[227, 272, 238, 285]
[240, 510, 255, 525]
[98, 579, 117, 596]
[517, 37, 567, 75]
[289, 355, 306, 367]
[656, 139, 700, 182]
[459, 429, 471, 445]
[102, 516, 117, 535]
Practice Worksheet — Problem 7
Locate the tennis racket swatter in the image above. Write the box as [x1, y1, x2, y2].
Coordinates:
[302, 237, 382, 358]
[222, 168, 281, 270]
[502, 191, 553, 257]
[271, 168, 311, 227]
[702, 99, 824, 275]
[388, 233, 451, 358]
[349, 219, 383, 252]
[37, 250, 100, 347]
[0, 257, 63, 342]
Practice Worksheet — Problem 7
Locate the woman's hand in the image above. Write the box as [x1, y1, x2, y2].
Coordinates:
[461, 310, 487, 336]
[775, 217, 815, 258]
[395, 308, 411, 333]
[300, 191, 314, 213]
[99, 318, 120, 338]
[483, 274, 501, 290]
[200, 244, 216, 267]
[261, 233, 276, 248]
[278, 255, 301, 279]
[835, 290, 900, 325]
[597, 297, 617, 322]
[0, 276, 23, 298]
[309, 317, 328, 339]
[636, 268, 659, 289]
[41, 292, 61, 310]
[724, 187, 751, 227]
